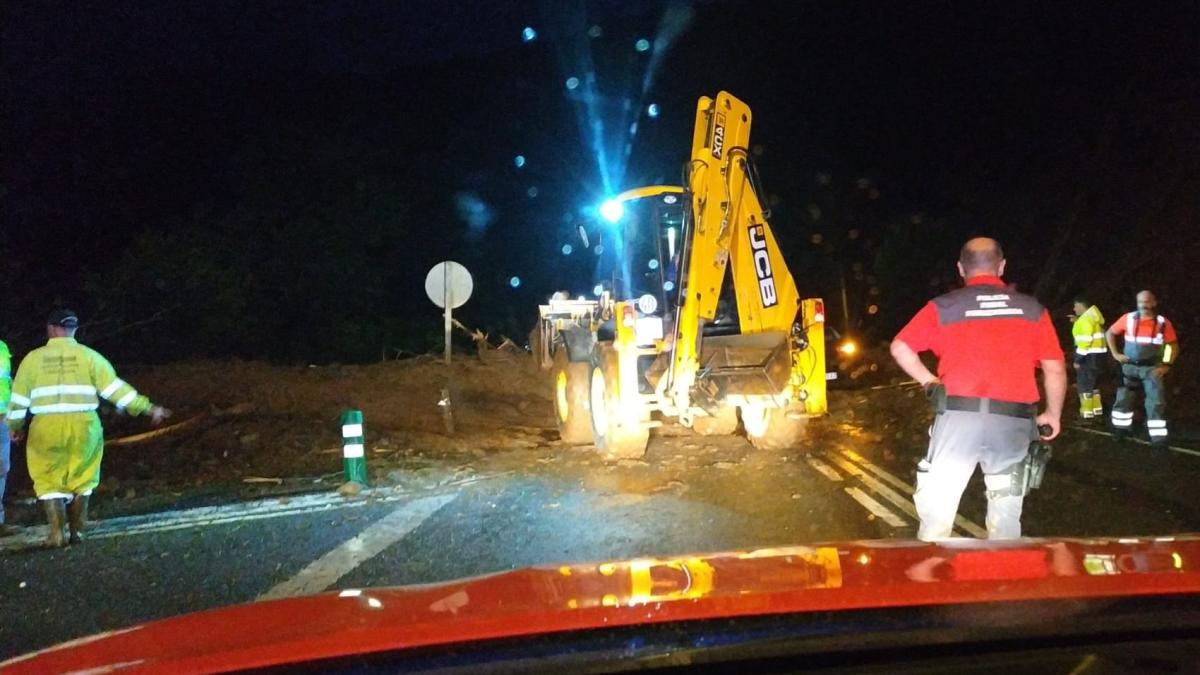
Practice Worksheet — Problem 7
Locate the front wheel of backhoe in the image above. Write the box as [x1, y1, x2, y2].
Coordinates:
[588, 346, 649, 459]
[553, 347, 593, 445]
[741, 404, 807, 451]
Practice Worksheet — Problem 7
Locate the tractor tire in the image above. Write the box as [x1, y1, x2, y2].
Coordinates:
[553, 347, 593, 445]
[691, 407, 739, 436]
[588, 345, 649, 459]
[741, 404, 807, 451]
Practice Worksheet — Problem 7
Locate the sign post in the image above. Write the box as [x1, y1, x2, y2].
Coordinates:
[444, 263, 451, 364]
[425, 261, 473, 434]
[425, 261, 473, 364]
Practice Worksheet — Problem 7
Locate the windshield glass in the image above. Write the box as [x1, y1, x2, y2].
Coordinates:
[2, 0, 1197, 670]
[589, 195, 682, 310]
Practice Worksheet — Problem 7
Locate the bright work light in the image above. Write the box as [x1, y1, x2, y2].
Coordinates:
[600, 199, 624, 223]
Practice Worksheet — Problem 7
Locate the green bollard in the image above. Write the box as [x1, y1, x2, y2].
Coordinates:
[340, 410, 368, 485]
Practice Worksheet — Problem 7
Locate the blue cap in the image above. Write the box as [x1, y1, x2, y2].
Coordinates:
[47, 309, 79, 328]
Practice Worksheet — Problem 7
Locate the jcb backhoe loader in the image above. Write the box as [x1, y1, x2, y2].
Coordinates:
[532, 91, 828, 458]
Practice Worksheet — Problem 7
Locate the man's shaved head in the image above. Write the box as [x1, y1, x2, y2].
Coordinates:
[1136, 290, 1157, 315]
[957, 237, 1005, 278]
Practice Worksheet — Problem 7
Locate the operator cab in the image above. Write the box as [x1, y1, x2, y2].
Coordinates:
[591, 192, 681, 317]
[587, 188, 740, 343]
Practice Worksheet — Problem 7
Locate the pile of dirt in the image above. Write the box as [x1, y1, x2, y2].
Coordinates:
[3, 350, 558, 514]
[130, 350, 549, 429]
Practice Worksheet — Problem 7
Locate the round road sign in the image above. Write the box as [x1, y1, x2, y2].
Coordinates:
[425, 261, 473, 309]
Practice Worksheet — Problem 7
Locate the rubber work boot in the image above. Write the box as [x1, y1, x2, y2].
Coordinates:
[68, 495, 89, 545]
[42, 499, 67, 548]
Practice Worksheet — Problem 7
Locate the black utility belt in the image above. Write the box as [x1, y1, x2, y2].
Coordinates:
[1126, 359, 1160, 367]
[944, 396, 1035, 419]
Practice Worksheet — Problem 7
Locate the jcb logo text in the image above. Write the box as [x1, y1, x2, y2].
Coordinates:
[748, 224, 778, 308]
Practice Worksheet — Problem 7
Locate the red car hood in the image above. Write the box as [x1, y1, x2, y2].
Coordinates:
[7, 535, 1199, 674]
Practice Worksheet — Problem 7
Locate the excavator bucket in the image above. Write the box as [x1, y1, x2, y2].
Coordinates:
[696, 331, 791, 398]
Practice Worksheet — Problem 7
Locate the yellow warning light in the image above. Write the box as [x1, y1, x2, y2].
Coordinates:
[1174, 552, 1184, 570]
[856, 553, 871, 566]
[838, 340, 858, 356]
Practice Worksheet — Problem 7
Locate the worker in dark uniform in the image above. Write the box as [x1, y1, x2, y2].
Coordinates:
[890, 238, 1066, 540]
[1106, 290, 1180, 447]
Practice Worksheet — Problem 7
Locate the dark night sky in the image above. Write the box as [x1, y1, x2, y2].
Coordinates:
[2, 0, 1197, 360]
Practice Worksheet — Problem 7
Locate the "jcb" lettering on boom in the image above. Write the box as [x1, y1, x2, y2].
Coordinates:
[748, 224, 778, 308]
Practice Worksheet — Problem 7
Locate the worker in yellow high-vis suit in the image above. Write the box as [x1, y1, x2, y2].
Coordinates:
[0, 337, 16, 537]
[7, 309, 170, 547]
[1069, 297, 1106, 421]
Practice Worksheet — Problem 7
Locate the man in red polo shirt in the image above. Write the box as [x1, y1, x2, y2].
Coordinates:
[890, 238, 1066, 540]
[1105, 290, 1180, 447]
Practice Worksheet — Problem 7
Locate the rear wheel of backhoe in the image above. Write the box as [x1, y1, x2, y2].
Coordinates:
[553, 347, 593, 445]
[741, 404, 807, 451]
[588, 346, 649, 459]
[691, 407, 739, 436]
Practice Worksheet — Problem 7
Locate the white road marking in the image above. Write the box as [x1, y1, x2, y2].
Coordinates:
[839, 449, 913, 494]
[259, 493, 456, 601]
[830, 449, 988, 539]
[843, 487, 907, 527]
[1071, 425, 1200, 458]
[827, 454, 920, 521]
[0, 474, 501, 553]
[806, 457, 843, 482]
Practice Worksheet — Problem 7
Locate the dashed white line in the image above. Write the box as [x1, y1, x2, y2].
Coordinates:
[814, 448, 989, 539]
[839, 448, 987, 538]
[826, 453, 920, 522]
[805, 457, 843, 482]
[259, 493, 457, 601]
[843, 487, 907, 527]
[839, 448, 913, 495]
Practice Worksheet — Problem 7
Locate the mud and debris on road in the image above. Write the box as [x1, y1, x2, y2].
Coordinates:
[5, 349, 1199, 660]
[2, 344, 1195, 528]
[4, 348, 550, 521]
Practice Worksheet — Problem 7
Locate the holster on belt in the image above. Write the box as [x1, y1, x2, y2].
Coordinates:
[988, 440, 1052, 499]
[1024, 441, 1052, 491]
[925, 382, 947, 414]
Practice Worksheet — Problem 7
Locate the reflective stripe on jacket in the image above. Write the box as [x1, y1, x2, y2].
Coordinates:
[1072, 305, 1106, 355]
[0, 340, 10, 412]
[1123, 313, 1167, 364]
[6, 337, 153, 429]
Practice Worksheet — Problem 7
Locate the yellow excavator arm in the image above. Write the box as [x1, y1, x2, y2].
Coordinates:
[682, 94, 801, 332]
[670, 92, 820, 413]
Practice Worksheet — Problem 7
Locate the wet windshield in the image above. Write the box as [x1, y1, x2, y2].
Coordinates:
[2, 0, 1197, 670]
[589, 196, 682, 311]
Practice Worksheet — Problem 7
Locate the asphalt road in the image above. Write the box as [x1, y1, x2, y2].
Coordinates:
[2, 419, 1198, 660]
